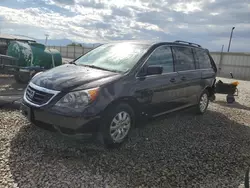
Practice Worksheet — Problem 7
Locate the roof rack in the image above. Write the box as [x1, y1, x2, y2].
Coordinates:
[174, 40, 201, 47]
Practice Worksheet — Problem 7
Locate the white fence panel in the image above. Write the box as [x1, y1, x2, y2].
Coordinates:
[48, 46, 94, 59]
[210, 52, 250, 80]
[210, 53, 221, 65]
[75, 46, 83, 58]
[84, 48, 92, 54]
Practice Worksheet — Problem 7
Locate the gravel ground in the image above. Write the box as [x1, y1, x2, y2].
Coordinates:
[1, 77, 250, 188]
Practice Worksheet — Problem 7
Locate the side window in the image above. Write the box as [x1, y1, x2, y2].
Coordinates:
[172, 47, 195, 71]
[146, 46, 174, 73]
[193, 49, 212, 69]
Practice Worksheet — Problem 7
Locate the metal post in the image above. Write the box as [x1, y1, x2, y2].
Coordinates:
[74, 45, 76, 59]
[66, 46, 68, 58]
[45, 34, 49, 45]
[0, 19, 4, 34]
[218, 45, 224, 75]
[227, 27, 235, 52]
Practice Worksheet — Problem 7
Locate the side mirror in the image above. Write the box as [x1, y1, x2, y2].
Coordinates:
[147, 65, 163, 76]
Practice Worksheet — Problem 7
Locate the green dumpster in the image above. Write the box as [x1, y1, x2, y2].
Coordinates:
[5, 41, 62, 83]
[7, 41, 62, 68]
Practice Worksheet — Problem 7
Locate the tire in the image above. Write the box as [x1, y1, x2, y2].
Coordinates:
[196, 90, 209, 114]
[210, 94, 216, 102]
[14, 72, 30, 84]
[226, 95, 235, 103]
[100, 103, 135, 148]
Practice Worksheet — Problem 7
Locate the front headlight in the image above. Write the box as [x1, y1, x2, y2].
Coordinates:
[55, 87, 99, 110]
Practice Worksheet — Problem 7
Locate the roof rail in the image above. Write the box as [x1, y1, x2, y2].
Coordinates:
[174, 40, 201, 47]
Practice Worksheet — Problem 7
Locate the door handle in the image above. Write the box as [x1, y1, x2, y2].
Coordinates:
[181, 76, 186, 81]
[170, 78, 176, 83]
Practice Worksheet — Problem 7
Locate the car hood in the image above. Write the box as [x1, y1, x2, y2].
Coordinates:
[31, 64, 120, 91]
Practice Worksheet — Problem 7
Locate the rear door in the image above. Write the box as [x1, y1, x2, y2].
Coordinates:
[193, 48, 217, 85]
[172, 46, 202, 105]
[134, 45, 183, 116]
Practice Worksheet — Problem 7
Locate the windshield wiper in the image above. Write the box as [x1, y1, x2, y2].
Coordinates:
[69, 61, 76, 65]
[81, 64, 118, 72]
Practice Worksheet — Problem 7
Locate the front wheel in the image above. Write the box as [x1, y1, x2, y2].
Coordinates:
[101, 103, 135, 148]
[196, 90, 209, 114]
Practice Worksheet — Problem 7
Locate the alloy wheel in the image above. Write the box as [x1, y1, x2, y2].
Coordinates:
[199, 93, 208, 112]
[110, 111, 131, 143]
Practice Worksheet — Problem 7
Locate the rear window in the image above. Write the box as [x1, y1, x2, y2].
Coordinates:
[172, 47, 195, 71]
[193, 48, 212, 69]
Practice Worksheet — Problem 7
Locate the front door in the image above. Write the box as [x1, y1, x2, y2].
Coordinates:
[134, 45, 183, 116]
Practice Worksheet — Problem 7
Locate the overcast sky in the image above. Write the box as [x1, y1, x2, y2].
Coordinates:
[0, 0, 249, 51]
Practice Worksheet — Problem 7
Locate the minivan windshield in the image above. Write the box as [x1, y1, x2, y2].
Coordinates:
[74, 42, 149, 73]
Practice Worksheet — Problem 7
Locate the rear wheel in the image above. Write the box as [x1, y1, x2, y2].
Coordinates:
[101, 103, 135, 148]
[226, 95, 235, 103]
[196, 90, 209, 114]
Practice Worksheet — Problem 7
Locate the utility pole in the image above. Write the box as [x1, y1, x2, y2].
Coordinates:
[227, 27, 235, 52]
[221, 45, 224, 53]
[45, 34, 49, 45]
[0, 19, 3, 34]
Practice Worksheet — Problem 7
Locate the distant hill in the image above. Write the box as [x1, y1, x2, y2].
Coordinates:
[36, 39, 73, 46]
[36, 38, 102, 48]
[2, 33, 102, 47]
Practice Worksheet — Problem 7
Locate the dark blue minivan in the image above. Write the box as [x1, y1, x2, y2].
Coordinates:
[21, 40, 217, 148]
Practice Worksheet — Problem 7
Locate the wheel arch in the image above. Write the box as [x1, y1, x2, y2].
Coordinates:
[197, 85, 215, 104]
[101, 96, 142, 120]
[205, 86, 214, 97]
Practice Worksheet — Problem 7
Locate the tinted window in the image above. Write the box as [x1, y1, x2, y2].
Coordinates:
[193, 49, 212, 69]
[146, 46, 174, 73]
[172, 47, 195, 71]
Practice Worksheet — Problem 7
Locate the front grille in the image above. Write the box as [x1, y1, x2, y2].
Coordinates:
[25, 85, 54, 105]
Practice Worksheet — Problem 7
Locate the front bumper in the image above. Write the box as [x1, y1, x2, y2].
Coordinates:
[20, 102, 100, 135]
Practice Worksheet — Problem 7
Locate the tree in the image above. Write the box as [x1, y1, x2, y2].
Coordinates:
[67, 42, 82, 47]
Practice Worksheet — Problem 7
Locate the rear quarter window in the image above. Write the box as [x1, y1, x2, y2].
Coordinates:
[193, 48, 212, 69]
